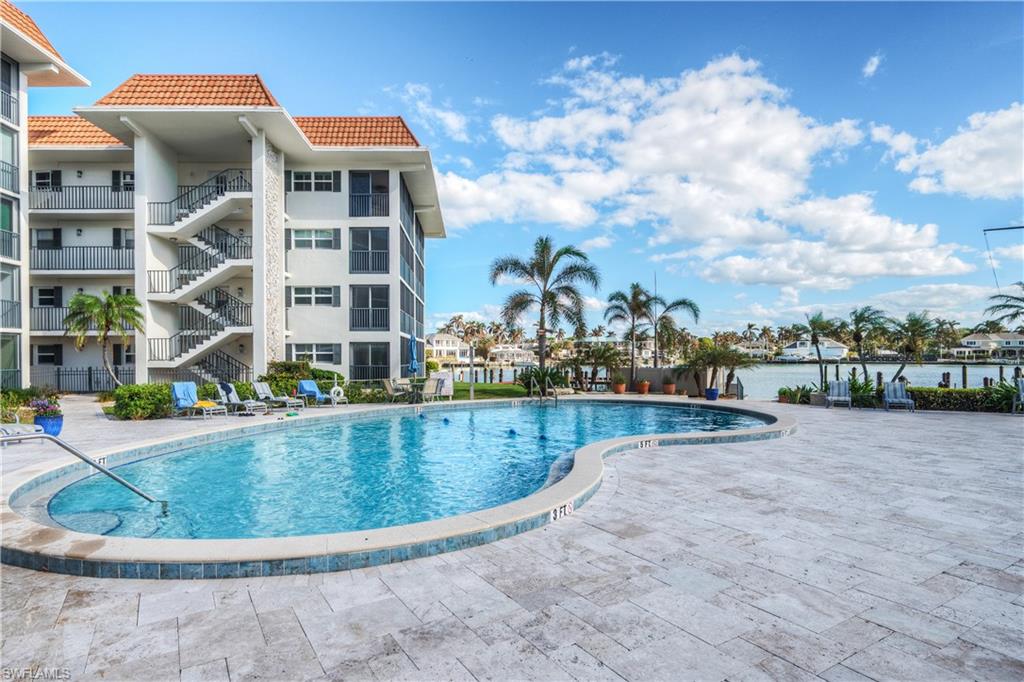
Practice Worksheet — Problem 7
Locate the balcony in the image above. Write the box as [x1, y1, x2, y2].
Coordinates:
[0, 161, 16, 194]
[30, 306, 135, 332]
[1, 90, 16, 126]
[349, 364, 389, 381]
[29, 186, 134, 211]
[349, 193, 389, 218]
[350, 307, 389, 331]
[31, 246, 134, 271]
[0, 299, 20, 329]
[349, 250, 389, 274]
[0, 231, 19, 260]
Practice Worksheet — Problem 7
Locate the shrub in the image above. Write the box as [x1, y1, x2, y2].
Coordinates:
[426, 359, 440, 374]
[2, 386, 57, 407]
[777, 384, 812, 405]
[907, 386, 1010, 413]
[343, 383, 388, 403]
[517, 367, 568, 392]
[197, 382, 256, 402]
[112, 384, 172, 420]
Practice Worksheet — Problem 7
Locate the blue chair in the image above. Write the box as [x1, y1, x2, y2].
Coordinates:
[297, 380, 343, 407]
[171, 382, 226, 419]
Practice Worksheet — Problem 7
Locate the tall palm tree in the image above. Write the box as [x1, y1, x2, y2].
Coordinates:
[847, 306, 886, 382]
[794, 311, 836, 388]
[604, 283, 655, 386]
[984, 282, 1024, 327]
[489, 236, 601, 373]
[890, 311, 936, 381]
[589, 324, 606, 338]
[650, 295, 700, 368]
[742, 323, 759, 342]
[64, 291, 144, 386]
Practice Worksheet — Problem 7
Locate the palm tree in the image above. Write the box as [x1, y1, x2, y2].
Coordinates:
[589, 324, 606, 338]
[984, 282, 1024, 326]
[742, 323, 759, 342]
[585, 343, 622, 390]
[489, 236, 601, 373]
[847, 306, 886, 382]
[64, 291, 144, 386]
[650, 295, 700, 368]
[890, 311, 936, 381]
[604, 283, 655, 386]
[794, 312, 836, 389]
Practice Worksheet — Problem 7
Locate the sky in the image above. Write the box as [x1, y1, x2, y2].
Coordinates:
[23, 1, 1024, 336]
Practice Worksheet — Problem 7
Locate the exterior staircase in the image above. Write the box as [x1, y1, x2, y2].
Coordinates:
[147, 296, 253, 369]
[149, 350, 253, 385]
[147, 169, 252, 238]
[147, 225, 253, 302]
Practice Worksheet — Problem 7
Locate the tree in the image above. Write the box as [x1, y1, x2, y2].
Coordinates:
[688, 344, 757, 395]
[604, 283, 655, 386]
[847, 306, 886, 382]
[985, 281, 1024, 327]
[589, 324, 606, 338]
[889, 311, 936, 381]
[742, 323, 759, 342]
[971, 319, 1007, 334]
[650, 295, 700, 368]
[584, 343, 622, 391]
[437, 314, 467, 338]
[489, 236, 601, 373]
[794, 311, 836, 389]
[64, 291, 144, 386]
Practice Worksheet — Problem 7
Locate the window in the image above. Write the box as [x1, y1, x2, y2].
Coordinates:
[313, 171, 334, 192]
[350, 171, 389, 195]
[293, 343, 335, 363]
[123, 344, 135, 365]
[114, 171, 134, 192]
[349, 227, 389, 273]
[32, 170, 53, 188]
[351, 285, 388, 310]
[349, 171, 390, 217]
[350, 342, 389, 380]
[292, 286, 334, 306]
[35, 287, 57, 307]
[1, 197, 13, 232]
[292, 171, 312, 192]
[292, 229, 334, 249]
[350, 285, 389, 330]
[35, 344, 61, 366]
[0, 127, 15, 165]
[34, 229, 60, 250]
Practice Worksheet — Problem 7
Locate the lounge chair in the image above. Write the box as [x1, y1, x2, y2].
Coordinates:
[883, 382, 915, 412]
[252, 381, 304, 410]
[825, 380, 852, 409]
[1013, 378, 1024, 415]
[172, 382, 227, 419]
[216, 382, 270, 414]
[421, 377, 443, 402]
[297, 380, 339, 407]
[383, 379, 409, 403]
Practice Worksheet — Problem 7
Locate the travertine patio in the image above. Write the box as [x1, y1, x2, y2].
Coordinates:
[1, 397, 1022, 681]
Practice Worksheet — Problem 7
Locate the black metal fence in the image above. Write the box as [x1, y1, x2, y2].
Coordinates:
[0, 90, 17, 126]
[349, 250, 389, 273]
[349, 193, 389, 217]
[0, 231, 19, 260]
[0, 161, 16, 193]
[31, 246, 134, 271]
[0, 299, 20, 328]
[30, 366, 135, 393]
[29, 186, 134, 210]
[350, 307, 389, 331]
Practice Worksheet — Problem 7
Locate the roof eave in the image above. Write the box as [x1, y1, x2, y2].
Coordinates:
[0, 24, 89, 87]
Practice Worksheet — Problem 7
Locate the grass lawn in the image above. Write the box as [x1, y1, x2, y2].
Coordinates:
[451, 382, 528, 401]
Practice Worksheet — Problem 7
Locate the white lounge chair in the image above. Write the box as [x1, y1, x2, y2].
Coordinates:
[216, 383, 270, 414]
[825, 380, 852, 409]
[883, 382, 915, 412]
[252, 381, 304, 410]
[1013, 378, 1024, 415]
[172, 382, 227, 419]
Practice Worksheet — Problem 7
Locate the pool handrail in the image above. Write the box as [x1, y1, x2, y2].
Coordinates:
[0, 432, 167, 512]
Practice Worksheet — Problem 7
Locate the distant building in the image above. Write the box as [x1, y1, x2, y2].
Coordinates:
[732, 341, 773, 359]
[953, 332, 1024, 360]
[489, 343, 535, 365]
[777, 338, 848, 362]
[426, 332, 470, 363]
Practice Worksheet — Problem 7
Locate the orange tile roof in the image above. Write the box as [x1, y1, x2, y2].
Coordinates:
[294, 116, 420, 147]
[95, 74, 279, 107]
[1, 0, 62, 60]
[28, 115, 125, 147]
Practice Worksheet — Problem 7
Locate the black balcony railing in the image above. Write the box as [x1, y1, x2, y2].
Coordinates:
[0, 90, 17, 126]
[31, 246, 134, 271]
[0, 231, 19, 260]
[30, 306, 135, 332]
[0, 299, 20, 328]
[349, 250, 389, 273]
[0, 368, 21, 389]
[148, 169, 252, 225]
[349, 364, 390, 381]
[0, 161, 16, 194]
[30, 366, 135, 393]
[349, 193, 389, 217]
[29, 186, 134, 211]
[350, 307, 389, 331]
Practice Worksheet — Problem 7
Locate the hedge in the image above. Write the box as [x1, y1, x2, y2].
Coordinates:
[113, 381, 261, 420]
[907, 386, 1012, 413]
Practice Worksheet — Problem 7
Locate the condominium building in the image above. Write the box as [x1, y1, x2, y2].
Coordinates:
[3, 3, 445, 391]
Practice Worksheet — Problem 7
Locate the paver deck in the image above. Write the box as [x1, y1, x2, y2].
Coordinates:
[1, 396, 1021, 681]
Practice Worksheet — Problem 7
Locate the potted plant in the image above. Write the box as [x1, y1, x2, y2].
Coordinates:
[31, 398, 63, 436]
[611, 373, 626, 394]
[637, 379, 650, 395]
[662, 374, 676, 395]
[778, 387, 791, 404]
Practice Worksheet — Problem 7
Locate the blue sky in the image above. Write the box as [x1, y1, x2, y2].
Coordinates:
[25, 1, 1024, 334]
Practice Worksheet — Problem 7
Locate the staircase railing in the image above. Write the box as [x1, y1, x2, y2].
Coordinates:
[148, 168, 251, 225]
[148, 231, 251, 295]
[196, 287, 251, 327]
[196, 350, 252, 383]
[149, 307, 224, 361]
[195, 225, 252, 256]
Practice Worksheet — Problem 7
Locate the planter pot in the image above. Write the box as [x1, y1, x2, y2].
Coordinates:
[34, 415, 63, 436]
[662, 383, 676, 395]
[637, 382, 650, 395]
[778, 395, 790, 404]
[705, 388, 720, 401]
[612, 383, 626, 395]
[809, 392, 827, 407]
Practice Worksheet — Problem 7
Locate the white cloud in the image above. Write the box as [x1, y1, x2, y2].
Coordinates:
[397, 83, 470, 143]
[862, 52, 883, 79]
[992, 243, 1024, 267]
[873, 103, 1024, 199]
[579, 235, 614, 250]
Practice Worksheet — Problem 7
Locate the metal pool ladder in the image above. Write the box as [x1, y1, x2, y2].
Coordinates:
[528, 376, 559, 404]
[0, 433, 168, 514]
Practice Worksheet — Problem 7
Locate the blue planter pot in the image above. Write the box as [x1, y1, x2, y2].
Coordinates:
[34, 415, 63, 436]
[704, 388, 720, 401]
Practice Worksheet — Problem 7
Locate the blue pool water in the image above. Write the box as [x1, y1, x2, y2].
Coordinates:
[47, 402, 765, 539]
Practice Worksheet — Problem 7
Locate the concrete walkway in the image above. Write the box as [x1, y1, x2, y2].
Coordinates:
[1, 398, 1022, 681]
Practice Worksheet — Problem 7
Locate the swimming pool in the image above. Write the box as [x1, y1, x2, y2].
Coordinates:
[47, 401, 766, 540]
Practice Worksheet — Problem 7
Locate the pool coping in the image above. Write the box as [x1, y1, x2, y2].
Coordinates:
[0, 396, 796, 579]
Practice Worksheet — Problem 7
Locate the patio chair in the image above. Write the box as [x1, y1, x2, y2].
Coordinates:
[421, 377, 443, 402]
[383, 379, 410, 403]
[825, 380, 852, 409]
[1013, 378, 1024, 415]
[252, 381, 304, 410]
[883, 382, 915, 412]
[297, 380, 338, 407]
[216, 383, 270, 415]
[171, 382, 227, 419]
